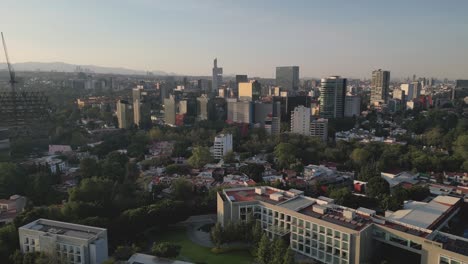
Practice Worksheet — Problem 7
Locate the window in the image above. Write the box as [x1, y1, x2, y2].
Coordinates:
[319, 226, 325, 234]
[334, 230, 340, 238]
[342, 233, 349, 242]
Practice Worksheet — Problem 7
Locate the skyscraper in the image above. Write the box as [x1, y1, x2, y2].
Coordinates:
[164, 95, 176, 126]
[238, 80, 261, 101]
[371, 69, 390, 104]
[132, 86, 143, 126]
[276, 66, 299, 91]
[319, 76, 346, 118]
[116, 100, 133, 129]
[344, 95, 361, 117]
[212, 58, 223, 93]
[197, 95, 209, 121]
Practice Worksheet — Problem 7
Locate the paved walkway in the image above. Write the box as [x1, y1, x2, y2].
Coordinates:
[180, 214, 216, 248]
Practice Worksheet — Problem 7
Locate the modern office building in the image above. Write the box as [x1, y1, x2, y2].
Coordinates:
[213, 133, 233, 160]
[164, 96, 177, 126]
[276, 66, 299, 91]
[344, 96, 361, 117]
[217, 186, 468, 264]
[19, 219, 108, 264]
[319, 76, 347, 119]
[291, 106, 328, 141]
[238, 80, 261, 101]
[212, 58, 223, 92]
[116, 100, 133, 129]
[371, 69, 390, 104]
[234, 75, 248, 97]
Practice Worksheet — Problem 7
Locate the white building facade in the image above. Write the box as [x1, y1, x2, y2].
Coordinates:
[213, 133, 233, 160]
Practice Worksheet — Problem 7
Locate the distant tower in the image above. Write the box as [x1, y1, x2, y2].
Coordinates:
[212, 58, 223, 94]
[319, 76, 346, 118]
[371, 69, 390, 105]
[276, 66, 299, 91]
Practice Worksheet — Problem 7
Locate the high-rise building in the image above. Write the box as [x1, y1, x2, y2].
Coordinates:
[198, 79, 212, 94]
[291, 106, 328, 141]
[238, 80, 261, 101]
[344, 96, 361, 117]
[164, 95, 176, 126]
[212, 133, 233, 160]
[227, 99, 253, 124]
[236, 75, 248, 84]
[392, 88, 406, 101]
[116, 100, 133, 129]
[197, 95, 209, 121]
[264, 102, 281, 136]
[401, 82, 421, 100]
[276, 66, 299, 91]
[319, 76, 346, 118]
[371, 69, 390, 104]
[212, 58, 223, 92]
[19, 219, 108, 264]
[132, 86, 143, 126]
[291, 105, 311, 136]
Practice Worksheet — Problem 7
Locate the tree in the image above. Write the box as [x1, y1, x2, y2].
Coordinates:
[329, 187, 353, 206]
[358, 163, 380, 181]
[79, 158, 99, 178]
[171, 178, 193, 200]
[100, 151, 128, 182]
[380, 194, 401, 211]
[282, 247, 295, 264]
[151, 242, 181, 258]
[453, 135, 468, 160]
[188, 146, 213, 168]
[350, 148, 371, 166]
[113, 244, 140, 260]
[256, 234, 271, 264]
[274, 143, 298, 169]
[210, 222, 224, 248]
[223, 151, 236, 164]
[367, 177, 390, 199]
[239, 164, 265, 183]
[271, 238, 287, 264]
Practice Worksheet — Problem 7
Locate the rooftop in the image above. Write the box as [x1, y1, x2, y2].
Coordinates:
[385, 196, 461, 230]
[20, 219, 106, 241]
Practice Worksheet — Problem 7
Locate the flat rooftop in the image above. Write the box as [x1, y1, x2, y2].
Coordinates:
[20, 219, 106, 241]
[225, 188, 285, 205]
[386, 196, 461, 229]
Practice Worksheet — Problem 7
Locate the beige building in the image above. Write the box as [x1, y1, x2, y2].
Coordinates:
[217, 186, 468, 264]
[238, 80, 261, 101]
[19, 219, 108, 264]
[116, 100, 134, 129]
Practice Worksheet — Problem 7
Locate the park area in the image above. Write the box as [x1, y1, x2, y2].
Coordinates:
[152, 226, 253, 264]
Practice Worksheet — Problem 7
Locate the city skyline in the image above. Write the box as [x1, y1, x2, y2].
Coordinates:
[1, 0, 468, 79]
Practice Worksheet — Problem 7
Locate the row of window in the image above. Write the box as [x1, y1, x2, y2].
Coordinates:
[439, 255, 466, 264]
[56, 243, 83, 264]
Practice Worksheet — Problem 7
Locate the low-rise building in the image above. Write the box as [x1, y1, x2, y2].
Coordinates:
[217, 186, 468, 264]
[0, 195, 26, 224]
[19, 219, 108, 264]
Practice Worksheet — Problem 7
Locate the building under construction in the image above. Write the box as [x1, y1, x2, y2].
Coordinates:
[0, 33, 50, 159]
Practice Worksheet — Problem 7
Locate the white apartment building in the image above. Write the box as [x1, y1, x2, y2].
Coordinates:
[19, 219, 108, 264]
[291, 106, 328, 141]
[212, 133, 233, 160]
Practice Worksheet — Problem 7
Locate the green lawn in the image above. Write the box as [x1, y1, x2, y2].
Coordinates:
[152, 227, 254, 264]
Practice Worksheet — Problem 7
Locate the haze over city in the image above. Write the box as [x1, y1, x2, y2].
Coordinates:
[2, 0, 468, 79]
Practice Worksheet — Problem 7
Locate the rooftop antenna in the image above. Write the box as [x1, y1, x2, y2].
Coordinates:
[1, 32, 16, 93]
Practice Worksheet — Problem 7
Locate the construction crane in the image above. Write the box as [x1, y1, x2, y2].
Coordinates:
[1, 32, 16, 93]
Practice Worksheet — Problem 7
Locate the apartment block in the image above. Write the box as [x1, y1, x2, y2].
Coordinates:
[217, 186, 468, 264]
[212, 133, 233, 160]
[19, 219, 108, 264]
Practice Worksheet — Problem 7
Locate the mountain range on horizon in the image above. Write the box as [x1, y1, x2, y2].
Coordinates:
[0, 61, 174, 76]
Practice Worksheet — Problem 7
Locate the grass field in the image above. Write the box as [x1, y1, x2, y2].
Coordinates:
[152, 227, 254, 264]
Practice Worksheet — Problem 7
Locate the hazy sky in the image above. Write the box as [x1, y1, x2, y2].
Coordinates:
[2, 0, 468, 79]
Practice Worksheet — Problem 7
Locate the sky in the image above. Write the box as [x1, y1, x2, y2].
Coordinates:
[1, 0, 468, 79]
